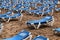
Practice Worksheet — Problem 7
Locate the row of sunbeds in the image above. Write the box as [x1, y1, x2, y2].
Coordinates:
[0, 0, 60, 14]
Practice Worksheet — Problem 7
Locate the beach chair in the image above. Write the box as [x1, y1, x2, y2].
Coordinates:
[3, 30, 32, 40]
[54, 0, 58, 4]
[11, 0, 18, 6]
[28, 9, 39, 15]
[4, 12, 23, 22]
[53, 28, 60, 35]
[33, 35, 49, 40]
[0, 15, 7, 21]
[13, 4, 22, 11]
[26, 16, 54, 29]
[0, 11, 12, 21]
[33, 6, 52, 16]
[31, 0, 42, 8]
[28, 5, 44, 15]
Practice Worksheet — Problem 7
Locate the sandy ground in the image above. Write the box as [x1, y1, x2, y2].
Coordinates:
[0, 5, 60, 40]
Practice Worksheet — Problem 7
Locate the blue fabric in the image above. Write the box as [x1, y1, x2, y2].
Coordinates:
[23, 0, 33, 3]
[37, 5, 45, 10]
[11, 0, 18, 6]
[33, 36, 47, 40]
[27, 16, 52, 24]
[54, 0, 59, 4]
[23, 3, 30, 7]
[0, 15, 6, 18]
[5, 4, 13, 9]
[3, 11, 12, 15]
[18, 30, 30, 39]
[34, 11, 42, 15]
[13, 4, 22, 10]
[45, 9, 52, 14]
[0, 6, 3, 8]
[3, 30, 30, 40]
[4, 12, 21, 19]
[55, 8, 60, 11]
[54, 28, 60, 32]
[0, 11, 12, 18]
[3, 35, 22, 40]
[0, 11, 12, 16]
[5, 0, 10, 3]
[19, 7, 29, 11]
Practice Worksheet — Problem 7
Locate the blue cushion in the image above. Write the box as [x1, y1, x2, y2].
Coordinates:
[55, 8, 60, 11]
[23, 3, 30, 7]
[13, 4, 22, 10]
[4, 12, 21, 19]
[33, 36, 48, 40]
[3, 35, 22, 40]
[34, 11, 42, 15]
[27, 20, 39, 24]
[18, 30, 30, 39]
[23, 0, 33, 3]
[0, 6, 3, 8]
[0, 15, 6, 18]
[3, 11, 12, 15]
[45, 9, 52, 14]
[0, 11, 12, 18]
[54, 0, 58, 4]
[11, 0, 18, 6]
[40, 16, 52, 21]
[19, 7, 29, 11]
[54, 28, 60, 32]
[27, 16, 52, 25]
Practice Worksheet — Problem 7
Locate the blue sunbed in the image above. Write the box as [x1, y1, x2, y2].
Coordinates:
[26, 16, 54, 29]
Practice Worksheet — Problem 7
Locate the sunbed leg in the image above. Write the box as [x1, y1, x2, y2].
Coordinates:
[7, 18, 10, 22]
[21, 10, 23, 12]
[32, 24, 36, 29]
[0, 23, 4, 34]
[19, 14, 23, 21]
[29, 35, 32, 40]
[47, 38, 49, 40]
[51, 17, 54, 26]
[0, 10, 1, 12]
[41, 14, 43, 17]
[2, 18, 6, 21]
[37, 23, 41, 29]
[51, 21, 54, 26]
